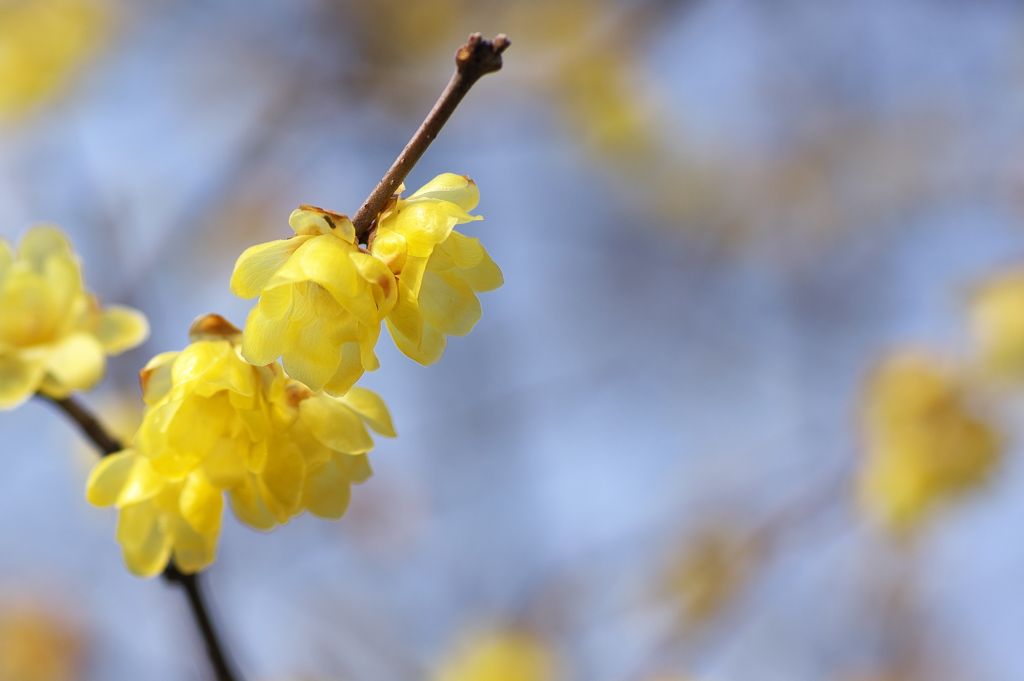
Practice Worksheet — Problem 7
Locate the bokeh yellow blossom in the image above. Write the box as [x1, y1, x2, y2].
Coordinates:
[0, 0, 106, 117]
[86, 314, 394, 576]
[0, 225, 148, 410]
[660, 524, 757, 628]
[968, 271, 1024, 380]
[231, 174, 501, 392]
[0, 599, 83, 681]
[433, 628, 556, 681]
[858, 352, 1001, 533]
[231, 206, 396, 395]
[373, 174, 503, 365]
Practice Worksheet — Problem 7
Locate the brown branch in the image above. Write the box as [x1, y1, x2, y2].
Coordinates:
[40, 393, 123, 456]
[163, 565, 243, 681]
[351, 32, 510, 242]
[37, 392, 244, 681]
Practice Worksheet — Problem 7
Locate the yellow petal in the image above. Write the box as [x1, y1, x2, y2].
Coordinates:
[340, 386, 396, 437]
[139, 351, 179, 405]
[340, 453, 373, 484]
[42, 331, 106, 394]
[386, 318, 447, 366]
[370, 229, 407, 275]
[394, 202, 457, 257]
[289, 206, 356, 242]
[257, 283, 294, 321]
[94, 305, 149, 354]
[408, 173, 480, 212]
[281, 316, 342, 391]
[302, 455, 353, 519]
[322, 344, 365, 396]
[441, 231, 486, 269]
[202, 437, 248, 489]
[455, 249, 503, 293]
[260, 438, 305, 517]
[42, 252, 84, 313]
[170, 516, 217, 574]
[85, 449, 135, 507]
[299, 393, 374, 454]
[179, 472, 223, 536]
[386, 280, 423, 344]
[241, 306, 288, 366]
[228, 476, 277, 531]
[398, 255, 429, 296]
[116, 503, 172, 577]
[18, 225, 71, 270]
[296, 236, 361, 301]
[229, 236, 308, 299]
[420, 271, 481, 337]
[0, 355, 43, 409]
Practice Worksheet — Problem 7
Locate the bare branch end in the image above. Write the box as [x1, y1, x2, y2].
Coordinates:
[456, 32, 511, 79]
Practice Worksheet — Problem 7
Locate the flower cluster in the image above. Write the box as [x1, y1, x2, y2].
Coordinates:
[86, 315, 394, 576]
[20, 172, 499, 576]
[858, 353, 1001, 533]
[231, 173, 502, 395]
[0, 226, 148, 410]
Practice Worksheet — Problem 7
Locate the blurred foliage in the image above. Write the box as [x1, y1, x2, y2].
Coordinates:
[0, 597, 83, 681]
[969, 271, 1024, 382]
[432, 628, 557, 681]
[659, 522, 758, 630]
[0, 0, 107, 118]
[857, 352, 1001, 534]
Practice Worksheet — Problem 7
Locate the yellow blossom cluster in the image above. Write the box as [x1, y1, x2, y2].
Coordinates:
[858, 353, 1000, 533]
[0, 226, 148, 410]
[85, 314, 393, 575]
[0, 174, 498, 577]
[231, 173, 502, 394]
[86, 314, 394, 576]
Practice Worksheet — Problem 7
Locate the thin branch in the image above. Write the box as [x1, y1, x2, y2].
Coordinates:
[39, 393, 123, 456]
[163, 565, 244, 681]
[37, 392, 244, 681]
[351, 32, 510, 242]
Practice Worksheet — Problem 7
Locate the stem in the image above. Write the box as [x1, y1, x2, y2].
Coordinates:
[351, 32, 510, 242]
[163, 565, 243, 681]
[38, 392, 244, 681]
[42, 394, 122, 456]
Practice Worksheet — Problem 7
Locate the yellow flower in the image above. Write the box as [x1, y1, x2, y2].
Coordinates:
[434, 628, 556, 681]
[373, 174, 503, 365]
[230, 174, 502, 394]
[231, 207, 396, 395]
[858, 352, 1001, 533]
[0, 225, 148, 410]
[229, 381, 393, 530]
[86, 314, 394, 576]
[0, 0, 106, 117]
[968, 271, 1024, 380]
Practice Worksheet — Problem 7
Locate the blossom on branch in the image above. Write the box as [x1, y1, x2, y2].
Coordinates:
[230, 174, 501, 394]
[373, 173, 503, 365]
[0, 226, 148, 410]
[86, 314, 394, 576]
[231, 207, 396, 395]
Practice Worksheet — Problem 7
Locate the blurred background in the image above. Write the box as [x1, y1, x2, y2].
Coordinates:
[2, 0, 1024, 680]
